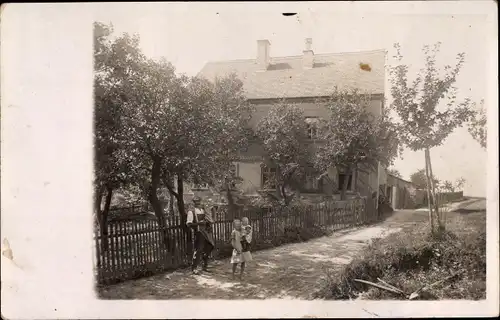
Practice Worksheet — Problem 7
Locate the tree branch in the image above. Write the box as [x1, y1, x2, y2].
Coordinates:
[163, 172, 180, 199]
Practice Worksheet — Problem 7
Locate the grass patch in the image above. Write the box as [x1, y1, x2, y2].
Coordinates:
[314, 210, 486, 300]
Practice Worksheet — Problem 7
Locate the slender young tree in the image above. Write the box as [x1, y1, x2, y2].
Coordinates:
[389, 42, 477, 234]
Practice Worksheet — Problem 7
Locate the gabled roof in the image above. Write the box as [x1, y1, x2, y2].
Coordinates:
[197, 49, 386, 100]
[387, 172, 414, 186]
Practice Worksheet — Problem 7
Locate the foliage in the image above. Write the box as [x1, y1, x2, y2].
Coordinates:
[256, 102, 312, 205]
[389, 42, 476, 151]
[93, 22, 253, 251]
[314, 211, 486, 300]
[440, 177, 466, 193]
[388, 42, 477, 233]
[410, 169, 439, 189]
[387, 168, 402, 178]
[112, 187, 145, 207]
[454, 177, 466, 191]
[315, 87, 400, 199]
[468, 100, 487, 149]
[94, 22, 146, 202]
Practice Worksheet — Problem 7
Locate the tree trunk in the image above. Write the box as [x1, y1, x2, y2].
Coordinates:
[424, 150, 436, 234]
[281, 183, 289, 206]
[226, 183, 237, 218]
[94, 184, 104, 229]
[165, 175, 175, 215]
[94, 184, 104, 216]
[148, 157, 170, 251]
[426, 148, 444, 231]
[98, 185, 113, 253]
[169, 192, 175, 215]
[176, 175, 192, 258]
[176, 175, 186, 220]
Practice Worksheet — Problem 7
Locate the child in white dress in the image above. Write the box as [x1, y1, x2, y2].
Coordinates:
[230, 219, 244, 280]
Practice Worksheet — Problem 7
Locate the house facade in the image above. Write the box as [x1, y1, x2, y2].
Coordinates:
[190, 38, 388, 203]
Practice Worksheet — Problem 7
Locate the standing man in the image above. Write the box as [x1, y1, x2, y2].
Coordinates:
[186, 196, 215, 274]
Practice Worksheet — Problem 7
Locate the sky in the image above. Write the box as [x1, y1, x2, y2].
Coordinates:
[92, 2, 494, 197]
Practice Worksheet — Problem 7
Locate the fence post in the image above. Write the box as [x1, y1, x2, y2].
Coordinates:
[94, 229, 101, 284]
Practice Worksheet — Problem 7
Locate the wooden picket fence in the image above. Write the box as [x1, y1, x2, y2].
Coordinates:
[93, 197, 379, 285]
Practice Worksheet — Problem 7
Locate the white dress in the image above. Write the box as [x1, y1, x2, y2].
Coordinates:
[230, 229, 243, 264]
[230, 227, 253, 263]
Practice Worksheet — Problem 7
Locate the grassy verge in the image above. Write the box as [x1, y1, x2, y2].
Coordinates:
[314, 210, 486, 300]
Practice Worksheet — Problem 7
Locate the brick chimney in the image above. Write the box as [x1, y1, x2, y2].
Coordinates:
[303, 38, 314, 69]
[257, 39, 271, 71]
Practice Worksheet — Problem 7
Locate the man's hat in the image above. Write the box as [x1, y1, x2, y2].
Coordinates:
[193, 196, 202, 203]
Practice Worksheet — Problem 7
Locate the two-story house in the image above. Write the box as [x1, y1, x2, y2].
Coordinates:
[191, 38, 387, 203]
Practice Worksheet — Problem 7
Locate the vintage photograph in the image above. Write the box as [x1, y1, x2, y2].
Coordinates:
[90, 3, 490, 302]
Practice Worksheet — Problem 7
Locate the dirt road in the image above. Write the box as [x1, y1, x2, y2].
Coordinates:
[100, 204, 484, 300]
[98, 221, 403, 300]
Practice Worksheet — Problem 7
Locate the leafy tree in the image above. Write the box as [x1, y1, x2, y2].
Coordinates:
[121, 58, 252, 251]
[387, 168, 402, 178]
[455, 177, 466, 191]
[468, 100, 487, 149]
[94, 22, 252, 253]
[409, 169, 439, 190]
[315, 87, 400, 200]
[440, 177, 465, 193]
[159, 75, 252, 218]
[256, 102, 312, 205]
[119, 57, 190, 249]
[441, 180, 454, 193]
[93, 22, 146, 250]
[389, 42, 477, 233]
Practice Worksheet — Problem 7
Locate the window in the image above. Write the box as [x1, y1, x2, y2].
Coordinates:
[338, 173, 353, 191]
[305, 117, 320, 140]
[261, 165, 277, 189]
[304, 172, 322, 192]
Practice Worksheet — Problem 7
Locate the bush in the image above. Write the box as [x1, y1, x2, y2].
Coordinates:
[315, 213, 486, 300]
